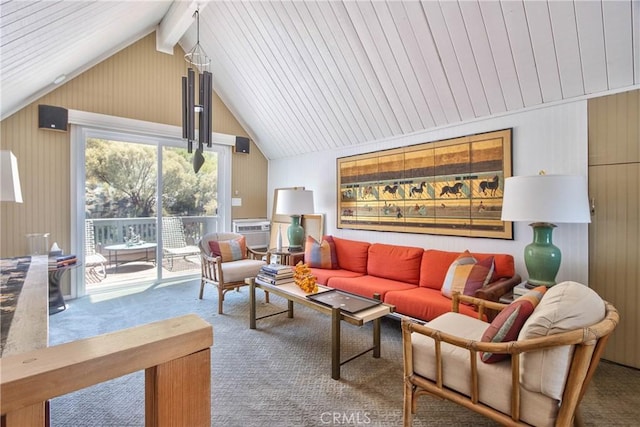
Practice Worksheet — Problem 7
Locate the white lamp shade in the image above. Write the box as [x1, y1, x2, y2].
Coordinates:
[0, 150, 23, 203]
[501, 174, 590, 223]
[276, 189, 314, 215]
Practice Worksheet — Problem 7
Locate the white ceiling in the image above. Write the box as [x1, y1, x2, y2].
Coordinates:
[2, 1, 639, 160]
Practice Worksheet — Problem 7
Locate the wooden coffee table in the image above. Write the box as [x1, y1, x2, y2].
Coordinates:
[247, 277, 394, 380]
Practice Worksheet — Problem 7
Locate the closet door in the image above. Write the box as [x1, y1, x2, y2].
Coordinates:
[588, 90, 639, 368]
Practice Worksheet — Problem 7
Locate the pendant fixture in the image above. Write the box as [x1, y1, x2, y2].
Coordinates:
[182, 9, 212, 173]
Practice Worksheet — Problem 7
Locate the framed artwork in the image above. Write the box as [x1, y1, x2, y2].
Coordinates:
[337, 128, 513, 239]
[301, 214, 324, 243]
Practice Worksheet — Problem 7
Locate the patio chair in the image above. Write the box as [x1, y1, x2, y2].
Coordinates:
[402, 282, 619, 427]
[199, 232, 266, 314]
[85, 219, 107, 281]
[162, 217, 200, 270]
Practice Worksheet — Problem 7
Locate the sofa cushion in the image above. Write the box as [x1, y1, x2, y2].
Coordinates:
[519, 281, 606, 401]
[327, 275, 415, 300]
[420, 250, 515, 289]
[332, 237, 370, 274]
[367, 243, 423, 285]
[481, 286, 546, 363]
[441, 252, 495, 299]
[304, 236, 338, 269]
[384, 287, 482, 322]
[412, 312, 559, 426]
[208, 235, 246, 262]
[308, 268, 364, 286]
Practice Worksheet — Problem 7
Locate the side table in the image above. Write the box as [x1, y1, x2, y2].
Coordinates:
[49, 262, 81, 314]
[268, 247, 304, 266]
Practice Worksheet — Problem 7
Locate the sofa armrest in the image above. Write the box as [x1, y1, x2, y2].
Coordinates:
[474, 274, 521, 302]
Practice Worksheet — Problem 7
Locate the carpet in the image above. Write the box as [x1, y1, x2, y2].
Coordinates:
[48, 279, 640, 426]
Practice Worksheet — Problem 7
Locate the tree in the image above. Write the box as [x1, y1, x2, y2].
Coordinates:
[85, 139, 218, 218]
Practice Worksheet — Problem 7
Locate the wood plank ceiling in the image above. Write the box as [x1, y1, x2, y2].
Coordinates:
[2, 1, 639, 160]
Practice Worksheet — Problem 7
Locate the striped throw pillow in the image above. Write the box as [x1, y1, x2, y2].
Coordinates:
[208, 236, 246, 262]
[304, 236, 338, 269]
[480, 286, 547, 363]
[441, 250, 495, 299]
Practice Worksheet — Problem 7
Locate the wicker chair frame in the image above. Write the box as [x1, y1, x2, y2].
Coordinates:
[402, 292, 619, 427]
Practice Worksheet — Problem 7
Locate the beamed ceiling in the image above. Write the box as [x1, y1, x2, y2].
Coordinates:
[1, 1, 639, 159]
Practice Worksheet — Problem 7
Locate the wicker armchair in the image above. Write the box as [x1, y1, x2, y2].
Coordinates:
[402, 282, 619, 427]
[198, 232, 267, 314]
[85, 220, 107, 281]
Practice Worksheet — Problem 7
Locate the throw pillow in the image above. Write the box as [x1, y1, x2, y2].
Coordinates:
[208, 236, 246, 262]
[441, 251, 495, 299]
[480, 286, 547, 363]
[304, 236, 338, 269]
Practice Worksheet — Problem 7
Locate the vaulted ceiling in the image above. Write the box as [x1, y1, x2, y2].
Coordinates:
[2, 1, 639, 159]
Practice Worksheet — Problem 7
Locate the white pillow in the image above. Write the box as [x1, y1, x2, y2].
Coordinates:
[518, 281, 605, 401]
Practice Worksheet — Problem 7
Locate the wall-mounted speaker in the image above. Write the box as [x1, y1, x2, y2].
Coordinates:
[38, 105, 68, 131]
[235, 136, 250, 154]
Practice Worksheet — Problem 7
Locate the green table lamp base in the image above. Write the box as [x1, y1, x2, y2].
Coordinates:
[287, 215, 304, 252]
[524, 222, 561, 287]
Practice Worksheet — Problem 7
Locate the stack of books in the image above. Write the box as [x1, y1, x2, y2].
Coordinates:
[256, 264, 295, 285]
[49, 254, 78, 268]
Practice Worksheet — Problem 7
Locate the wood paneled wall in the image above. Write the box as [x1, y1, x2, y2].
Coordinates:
[588, 89, 640, 368]
[0, 33, 268, 259]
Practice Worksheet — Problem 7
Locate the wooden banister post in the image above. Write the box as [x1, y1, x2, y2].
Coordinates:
[145, 348, 211, 427]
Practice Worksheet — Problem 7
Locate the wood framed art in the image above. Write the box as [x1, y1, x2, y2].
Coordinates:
[301, 214, 324, 243]
[337, 128, 513, 239]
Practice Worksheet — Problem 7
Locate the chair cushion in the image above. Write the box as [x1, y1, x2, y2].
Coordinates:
[480, 286, 546, 363]
[209, 236, 246, 262]
[441, 252, 495, 299]
[411, 312, 559, 426]
[519, 281, 606, 401]
[220, 258, 266, 283]
[304, 236, 338, 269]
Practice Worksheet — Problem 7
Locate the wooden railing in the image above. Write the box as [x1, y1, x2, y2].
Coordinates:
[0, 314, 213, 426]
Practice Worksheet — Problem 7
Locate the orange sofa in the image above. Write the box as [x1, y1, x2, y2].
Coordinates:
[308, 236, 521, 322]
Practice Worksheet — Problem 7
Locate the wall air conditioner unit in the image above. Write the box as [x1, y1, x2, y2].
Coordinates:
[232, 219, 270, 250]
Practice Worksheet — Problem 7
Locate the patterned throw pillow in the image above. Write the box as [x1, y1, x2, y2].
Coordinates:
[208, 236, 246, 262]
[304, 235, 338, 269]
[441, 251, 495, 299]
[480, 286, 547, 363]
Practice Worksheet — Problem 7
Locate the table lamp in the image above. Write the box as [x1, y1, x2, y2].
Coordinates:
[275, 189, 314, 252]
[501, 173, 590, 287]
[0, 150, 23, 203]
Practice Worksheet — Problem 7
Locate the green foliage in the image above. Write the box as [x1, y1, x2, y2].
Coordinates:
[85, 139, 218, 218]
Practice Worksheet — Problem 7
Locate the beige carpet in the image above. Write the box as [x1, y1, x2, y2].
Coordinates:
[48, 279, 640, 426]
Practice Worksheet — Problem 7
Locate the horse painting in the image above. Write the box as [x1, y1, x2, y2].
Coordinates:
[439, 182, 464, 197]
[383, 184, 399, 197]
[410, 182, 427, 198]
[360, 185, 375, 199]
[479, 175, 500, 196]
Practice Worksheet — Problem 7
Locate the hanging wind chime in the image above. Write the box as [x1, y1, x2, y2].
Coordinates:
[182, 9, 212, 173]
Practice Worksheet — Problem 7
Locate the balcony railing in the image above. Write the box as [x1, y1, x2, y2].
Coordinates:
[89, 216, 218, 253]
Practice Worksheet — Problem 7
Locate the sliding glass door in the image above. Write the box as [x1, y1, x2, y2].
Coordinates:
[77, 129, 226, 294]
